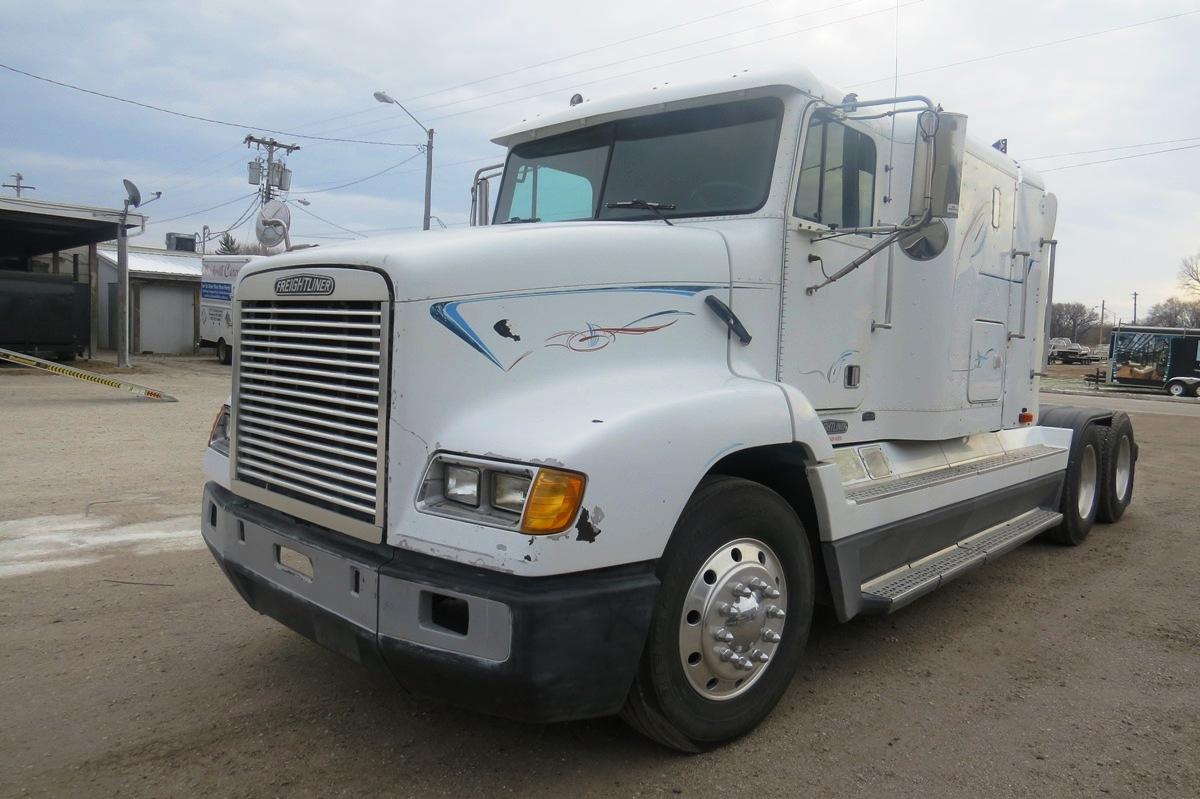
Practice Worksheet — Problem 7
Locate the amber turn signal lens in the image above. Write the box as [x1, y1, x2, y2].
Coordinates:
[520, 468, 586, 534]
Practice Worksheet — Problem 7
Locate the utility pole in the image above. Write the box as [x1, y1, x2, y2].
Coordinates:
[423, 126, 434, 232]
[3, 172, 36, 197]
[244, 135, 300, 204]
[1099, 299, 1106, 345]
[1131, 292, 1139, 324]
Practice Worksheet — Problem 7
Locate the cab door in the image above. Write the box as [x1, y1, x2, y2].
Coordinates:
[779, 109, 882, 411]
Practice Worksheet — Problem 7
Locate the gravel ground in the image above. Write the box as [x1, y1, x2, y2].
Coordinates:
[1, 356, 1197, 798]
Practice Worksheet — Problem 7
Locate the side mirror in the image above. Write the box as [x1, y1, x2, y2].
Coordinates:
[909, 111, 967, 220]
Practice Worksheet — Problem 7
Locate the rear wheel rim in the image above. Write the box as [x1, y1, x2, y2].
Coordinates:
[1077, 443, 1098, 519]
[1113, 435, 1132, 501]
[677, 538, 787, 701]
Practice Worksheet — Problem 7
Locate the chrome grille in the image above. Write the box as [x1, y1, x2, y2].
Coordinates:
[233, 300, 387, 526]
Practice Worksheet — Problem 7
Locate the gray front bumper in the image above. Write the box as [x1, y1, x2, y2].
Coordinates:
[201, 482, 660, 722]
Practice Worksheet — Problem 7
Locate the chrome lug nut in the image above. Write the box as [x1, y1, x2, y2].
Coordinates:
[718, 647, 737, 662]
[750, 649, 770, 663]
[766, 605, 786, 619]
[731, 582, 753, 598]
[763, 586, 781, 599]
[737, 656, 754, 671]
[714, 628, 735, 643]
[716, 601, 733, 617]
[749, 577, 770, 591]
[761, 628, 782, 643]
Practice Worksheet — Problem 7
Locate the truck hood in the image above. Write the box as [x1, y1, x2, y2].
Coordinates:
[237, 221, 733, 302]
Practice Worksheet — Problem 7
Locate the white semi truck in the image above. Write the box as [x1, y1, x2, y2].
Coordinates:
[201, 66, 1137, 751]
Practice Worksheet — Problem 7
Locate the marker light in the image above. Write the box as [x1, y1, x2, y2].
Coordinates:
[208, 404, 230, 455]
[521, 469, 586, 534]
[492, 473, 531, 514]
[445, 464, 481, 507]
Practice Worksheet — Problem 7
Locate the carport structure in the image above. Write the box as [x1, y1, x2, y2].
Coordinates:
[0, 196, 145, 356]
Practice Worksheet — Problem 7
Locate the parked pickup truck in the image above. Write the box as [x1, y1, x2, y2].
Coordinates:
[1048, 338, 1098, 364]
[201, 65, 1138, 751]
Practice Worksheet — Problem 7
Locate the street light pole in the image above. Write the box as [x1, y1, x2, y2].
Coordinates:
[374, 90, 433, 231]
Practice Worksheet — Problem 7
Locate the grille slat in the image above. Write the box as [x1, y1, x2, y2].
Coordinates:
[239, 434, 377, 476]
[241, 347, 381, 371]
[239, 368, 380, 397]
[239, 379, 380, 412]
[234, 298, 386, 527]
[239, 415, 378, 455]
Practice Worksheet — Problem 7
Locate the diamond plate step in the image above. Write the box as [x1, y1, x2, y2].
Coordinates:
[860, 508, 1063, 613]
[845, 444, 1063, 504]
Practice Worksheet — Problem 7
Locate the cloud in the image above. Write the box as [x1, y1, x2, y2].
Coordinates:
[2, 0, 1197, 313]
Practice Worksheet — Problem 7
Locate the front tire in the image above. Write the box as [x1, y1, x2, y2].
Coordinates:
[620, 476, 814, 752]
[1166, 380, 1187, 397]
[1046, 423, 1102, 546]
[217, 339, 232, 365]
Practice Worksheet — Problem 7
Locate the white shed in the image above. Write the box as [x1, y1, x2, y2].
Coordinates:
[96, 245, 203, 354]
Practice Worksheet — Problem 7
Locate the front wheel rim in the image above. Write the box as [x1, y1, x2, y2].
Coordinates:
[677, 538, 787, 701]
[1077, 443, 1098, 519]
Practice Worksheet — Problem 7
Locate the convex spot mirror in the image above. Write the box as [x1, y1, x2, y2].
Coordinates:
[909, 111, 967, 220]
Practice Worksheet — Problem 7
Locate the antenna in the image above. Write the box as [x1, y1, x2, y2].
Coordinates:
[123, 178, 142, 208]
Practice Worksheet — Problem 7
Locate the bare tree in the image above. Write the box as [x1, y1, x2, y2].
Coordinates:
[1181, 251, 1200, 296]
[1050, 302, 1099, 341]
[1143, 296, 1200, 328]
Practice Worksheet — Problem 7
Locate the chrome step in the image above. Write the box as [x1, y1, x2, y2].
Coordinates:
[845, 444, 1063, 504]
[859, 508, 1063, 613]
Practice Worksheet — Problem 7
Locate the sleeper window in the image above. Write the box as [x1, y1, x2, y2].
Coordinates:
[794, 118, 876, 229]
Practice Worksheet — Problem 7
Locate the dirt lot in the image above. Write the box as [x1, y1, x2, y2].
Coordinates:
[1, 357, 1197, 798]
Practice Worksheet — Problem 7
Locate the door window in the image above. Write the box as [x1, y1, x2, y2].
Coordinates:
[794, 117, 876, 229]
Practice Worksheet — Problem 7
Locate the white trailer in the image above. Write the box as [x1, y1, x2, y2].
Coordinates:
[200, 65, 1137, 751]
[199, 255, 258, 364]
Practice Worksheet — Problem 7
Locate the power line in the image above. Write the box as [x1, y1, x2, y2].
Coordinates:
[397, 0, 783, 107]
[295, 151, 424, 194]
[0, 62, 424, 147]
[291, 202, 367, 237]
[1039, 142, 1200, 173]
[406, 0, 873, 118]
[845, 8, 1200, 89]
[413, 0, 925, 126]
[1022, 136, 1200, 161]
[152, 192, 259, 224]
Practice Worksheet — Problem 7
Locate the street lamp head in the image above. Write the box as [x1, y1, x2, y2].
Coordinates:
[373, 91, 397, 105]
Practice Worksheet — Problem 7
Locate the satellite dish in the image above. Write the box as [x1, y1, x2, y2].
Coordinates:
[123, 179, 142, 208]
[256, 199, 291, 247]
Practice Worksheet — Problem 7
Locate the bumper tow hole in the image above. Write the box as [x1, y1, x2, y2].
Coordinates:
[275, 545, 314, 580]
[423, 591, 470, 636]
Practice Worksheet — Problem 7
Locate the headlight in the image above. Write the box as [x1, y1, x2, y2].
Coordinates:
[208, 404, 230, 455]
[418, 454, 585, 534]
[445, 464, 481, 507]
[492, 472, 531, 514]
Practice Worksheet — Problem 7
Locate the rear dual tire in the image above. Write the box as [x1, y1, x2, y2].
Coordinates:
[1047, 423, 1102, 546]
[1097, 413, 1135, 523]
[621, 476, 814, 752]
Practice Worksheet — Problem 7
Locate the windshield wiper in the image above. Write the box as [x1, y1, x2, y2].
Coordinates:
[605, 199, 676, 226]
[502, 216, 541, 224]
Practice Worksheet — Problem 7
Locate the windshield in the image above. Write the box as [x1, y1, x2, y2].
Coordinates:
[493, 97, 783, 224]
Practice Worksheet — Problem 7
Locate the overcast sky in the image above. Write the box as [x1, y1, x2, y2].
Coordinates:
[3, 0, 1198, 322]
